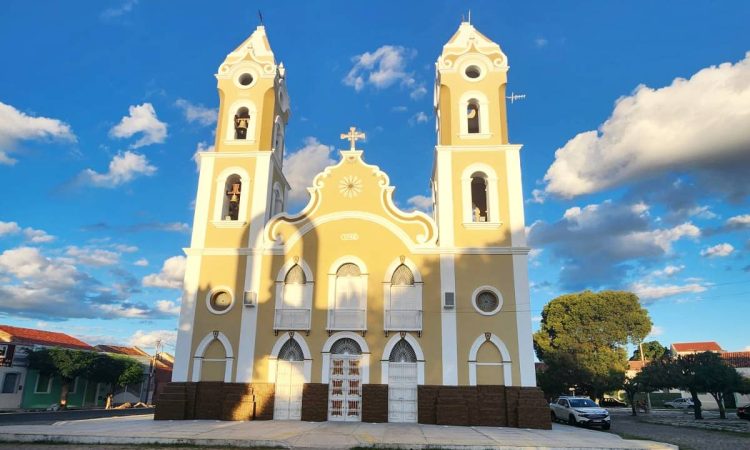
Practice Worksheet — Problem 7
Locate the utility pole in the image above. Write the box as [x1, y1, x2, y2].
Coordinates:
[146, 339, 162, 404]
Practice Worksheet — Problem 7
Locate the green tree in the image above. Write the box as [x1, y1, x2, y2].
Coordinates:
[534, 290, 652, 400]
[692, 352, 747, 419]
[631, 341, 668, 361]
[27, 348, 95, 408]
[89, 354, 145, 409]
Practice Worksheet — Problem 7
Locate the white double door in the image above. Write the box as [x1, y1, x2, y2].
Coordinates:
[388, 362, 418, 422]
[273, 360, 305, 420]
[328, 355, 362, 421]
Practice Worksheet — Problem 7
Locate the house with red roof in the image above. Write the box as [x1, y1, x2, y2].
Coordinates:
[0, 325, 95, 411]
[670, 341, 723, 355]
[94, 344, 173, 405]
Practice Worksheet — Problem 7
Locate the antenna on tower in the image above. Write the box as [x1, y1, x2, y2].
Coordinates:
[258, 10, 264, 26]
[468, 9, 472, 24]
[506, 92, 527, 104]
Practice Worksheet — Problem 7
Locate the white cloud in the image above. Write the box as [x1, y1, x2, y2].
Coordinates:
[700, 243, 734, 258]
[193, 141, 214, 170]
[409, 111, 429, 126]
[528, 189, 546, 204]
[0, 101, 76, 165]
[154, 299, 180, 316]
[534, 37, 548, 48]
[109, 103, 167, 148]
[392, 106, 408, 112]
[133, 258, 149, 267]
[65, 246, 120, 266]
[142, 255, 186, 289]
[726, 214, 750, 229]
[652, 265, 685, 277]
[647, 325, 665, 338]
[101, 0, 138, 19]
[544, 52, 750, 198]
[0, 221, 55, 243]
[631, 281, 707, 302]
[283, 137, 336, 206]
[79, 151, 156, 187]
[129, 329, 177, 351]
[406, 195, 432, 212]
[175, 99, 217, 126]
[343, 45, 426, 99]
[114, 244, 138, 253]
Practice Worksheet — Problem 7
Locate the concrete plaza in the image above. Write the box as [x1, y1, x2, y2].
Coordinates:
[0, 413, 675, 449]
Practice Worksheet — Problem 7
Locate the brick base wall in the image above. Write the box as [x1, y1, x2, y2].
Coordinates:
[301, 383, 328, 422]
[154, 382, 275, 421]
[156, 382, 550, 429]
[362, 384, 388, 422]
[418, 385, 550, 430]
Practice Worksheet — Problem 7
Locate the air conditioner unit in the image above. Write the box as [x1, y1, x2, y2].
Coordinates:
[243, 291, 257, 307]
[443, 292, 455, 309]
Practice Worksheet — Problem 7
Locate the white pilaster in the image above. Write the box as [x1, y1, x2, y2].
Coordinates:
[172, 154, 215, 382]
[435, 148, 455, 246]
[235, 152, 273, 382]
[439, 253, 458, 385]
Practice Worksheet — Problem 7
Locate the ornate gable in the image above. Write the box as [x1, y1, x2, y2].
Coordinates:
[266, 148, 438, 251]
[438, 22, 507, 71]
[217, 25, 277, 79]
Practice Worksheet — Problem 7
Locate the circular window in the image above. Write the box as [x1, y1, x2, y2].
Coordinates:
[238, 73, 254, 86]
[207, 289, 233, 314]
[465, 65, 482, 79]
[472, 286, 503, 315]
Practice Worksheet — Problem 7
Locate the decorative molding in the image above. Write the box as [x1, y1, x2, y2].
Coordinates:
[467, 333, 512, 387]
[470, 285, 504, 316]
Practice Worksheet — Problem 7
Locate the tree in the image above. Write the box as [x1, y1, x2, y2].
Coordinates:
[89, 354, 145, 409]
[621, 376, 643, 416]
[534, 290, 652, 400]
[692, 352, 747, 419]
[631, 341, 668, 361]
[26, 348, 95, 409]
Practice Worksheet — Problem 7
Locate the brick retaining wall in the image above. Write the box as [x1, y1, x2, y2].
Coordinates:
[300, 383, 328, 422]
[154, 382, 275, 421]
[362, 384, 388, 422]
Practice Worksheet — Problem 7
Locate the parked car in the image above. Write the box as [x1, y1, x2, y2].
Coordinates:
[663, 398, 694, 409]
[600, 398, 627, 408]
[550, 396, 611, 430]
[737, 404, 750, 420]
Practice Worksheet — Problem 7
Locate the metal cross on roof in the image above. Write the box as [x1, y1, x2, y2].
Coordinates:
[340, 126, 366, 150]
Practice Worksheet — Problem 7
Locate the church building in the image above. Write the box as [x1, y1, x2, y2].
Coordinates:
[156, 20, 549, 429]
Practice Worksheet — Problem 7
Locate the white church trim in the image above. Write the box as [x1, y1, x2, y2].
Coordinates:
[468, 333, 512, 387]
[267, 333, 312, 383]
[191, 331, 234, 383]
[321, 332, 370, 384]
[380, 333, 425, 385]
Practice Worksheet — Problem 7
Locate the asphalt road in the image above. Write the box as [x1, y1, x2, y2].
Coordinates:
[0, 407, 154, 425]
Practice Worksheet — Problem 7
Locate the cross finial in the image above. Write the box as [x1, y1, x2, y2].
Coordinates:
[340, 126, 366, 151]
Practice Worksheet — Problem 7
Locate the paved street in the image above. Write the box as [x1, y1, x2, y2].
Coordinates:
[0, 413, 674, 449]
[605, 409, 750, 450]
[0, 408, 155, 425]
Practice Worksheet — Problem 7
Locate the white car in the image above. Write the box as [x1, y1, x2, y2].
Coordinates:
[550, 396, 611, 429]
[663, 398, 694, 409]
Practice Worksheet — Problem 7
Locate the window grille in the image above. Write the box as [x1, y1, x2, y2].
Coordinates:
[284, 264, 306, 284]
[391, 264, 414, 286]
[278, 338, 304, 361]
[476, 290, 499, 313]
[389, 339, 417, 363]
[336, 263, 361, 277]
[330, 338, 362, 355]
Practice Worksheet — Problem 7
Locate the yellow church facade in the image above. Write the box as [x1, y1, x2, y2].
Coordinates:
[158, 21, 548, 428]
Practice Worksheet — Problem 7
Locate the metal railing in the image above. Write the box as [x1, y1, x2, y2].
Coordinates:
[327, 309, 367, 331]
[384, 309, 422, 331]
[273, 308, 311, 330]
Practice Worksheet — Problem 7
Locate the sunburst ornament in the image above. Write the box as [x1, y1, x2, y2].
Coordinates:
[338, 175, 363, 198]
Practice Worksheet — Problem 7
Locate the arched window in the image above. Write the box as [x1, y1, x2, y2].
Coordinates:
[278, 338, 304, 361]
[274, 262, 312, 331]
[330, 263, 367, 330]
[389, 339, 417, 363]
[222, 174, 242, 221]
[467, 99, 480, 134]
[385, 261, 422, 331]
[272, 186, 284, 216]
[273, 121, 285, 156]
[234, 107, 250, 139]
[470, 172, 488, 222]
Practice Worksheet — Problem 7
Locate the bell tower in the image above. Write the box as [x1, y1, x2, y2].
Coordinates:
[173, 25, 292, 383]
[431, 21, 536, 388]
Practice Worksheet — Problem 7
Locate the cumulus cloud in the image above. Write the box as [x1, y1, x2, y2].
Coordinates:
[78, 151, 156, 187]
[283, 137, 336, 206]
[409, 111, 429, 126]
[343, 45, 426, 99]
[142, 255, 186, 290]
[133, 258, 149, 267]
[175, 99, 217, 126]
[65, 246, 120, 266]
[0, 101, 76, 165]
[528, 200, 700, 289]
[129, 329, 177, 351]
[651, 265, 685, 278]
[406, 195, 433, 213]
[101, 0, 138, 20]
[544, 53, 750, 200]
[0, 221, 55, 243]
[726, 214, 750, 230]
[647, 325, 665, 338]
[193, 141, 214, 170]
[534, 37, 548, 48]
[700, 243, 734, 258]
[631, 281, 708, 302]
[154, 299, 180, 316]
[109, 103, 167, 148]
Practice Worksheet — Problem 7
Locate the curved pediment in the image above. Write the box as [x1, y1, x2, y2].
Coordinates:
[265, 149, 438, 250]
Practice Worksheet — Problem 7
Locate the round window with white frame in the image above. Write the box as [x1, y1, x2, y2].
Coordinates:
[471, 286, 503, 316]
[462, 63, 486, 82]
[207, 288, 234, 314]
[234, 70, 257, 89]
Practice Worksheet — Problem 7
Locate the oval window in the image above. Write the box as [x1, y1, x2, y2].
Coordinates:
[476, 290, 499, 313]
[465, 65, 481, 79]
[210, 290, 232, 312]
[238, 73, 254, 86]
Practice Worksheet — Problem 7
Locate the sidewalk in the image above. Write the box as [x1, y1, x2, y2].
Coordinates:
[0, 414, 675, 449]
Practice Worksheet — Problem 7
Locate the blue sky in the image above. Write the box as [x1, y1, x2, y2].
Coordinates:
[0, 1, 748, 354]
